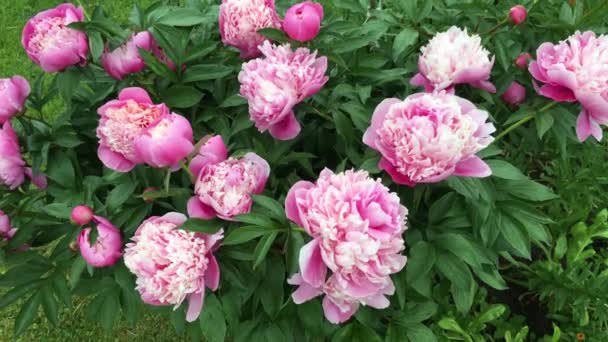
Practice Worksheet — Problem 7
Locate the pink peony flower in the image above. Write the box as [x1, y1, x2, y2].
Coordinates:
[363, 92, 495, 186]
[101, 32, 152, 80]
[124, 213, 223, 322]
[219, 0, 282, 59]
[411, 26, 496, 93]
[77, 215, 122, 267]
[0, 76, 30, 124]
[96, 87, 193, 172]
[509, 5, 527, 25]
[239, 42, 328, 140]
[71, 205, 94, 225]
[501, 81, 526, 105]
[187, 136, 270, 220]
[22, 3, 89, 73]
[283, 2, 324, 42]
[0, 210, 18, 241]
[516, 53, 532, 70]
[529, 31, 608, 141]
[0, 122, 47, 190]
[285, 169, 408, 324]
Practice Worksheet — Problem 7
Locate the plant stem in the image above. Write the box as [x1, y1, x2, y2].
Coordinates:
[493, 102, 558, 142]
[164, 169, 171, 194]
[481, 18, 508, 35]
[310, 105, 332, 121]
[179, 160, 195, 182]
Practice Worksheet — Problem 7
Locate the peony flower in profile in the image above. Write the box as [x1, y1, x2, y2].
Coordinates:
[124, 213, 223, 322]
[363, 92, 495, 186]
[411, 26, 495, 93]
[0, 76, 30, 124]
[0, 210, 18, 241]
[101, 32, 152, 80]
[77, 215, 123, 268]
[529, 31, 608, 141]
[219, 0, 282, 59]
[285, 169, 408, 324]
[283, 1, 324, 42]
[187, 136, 270, 220]
[501, 81, 526, 106]
[22, 3, 89, 73]
[96, 87, 193, 172]
[0, 122, 47, 190]
[239, 42, 328, 140]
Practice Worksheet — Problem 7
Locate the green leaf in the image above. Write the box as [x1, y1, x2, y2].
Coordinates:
[386, 323, 407, 342]
[55, 68, 81, 101]
[436, 253, 473, 290]
[559, 2, 574, 25]
[162, 85, 203, 108]
[333, 110, 356, 142]
[332, 323, 355, 342]
[235, 213, 278, 228]
[14, 291, 42, 336]
[41, 286, 59, 326]
[536, 112, 554, 139]
[360, 156, 381, 174]
[224, 226, 276, 246]
[43, 203, 72, 219]
[69, 257, 86, 288]
[499, 214, 531, 259]
[487, 160, 527, 180]
[138, 48, 176, 81]
[396, 302, 438, 324]
[438, 318, 469, 338]
[253, 231, 278, 269]
[494, 39, 509, 72]
[259, 257, 285, 317]
[554, 233, 568, 260]
[179, 218, 224, 234]
[434, 233, 493, 269]
[51, 274, 71, 307]
[46, 151, 75, 188]
[498, 180, 558, 202]
[182, 64, 234, 83]
[257, 28, 289, 42]
[472, 304, 506, 327]
[199, 294, 226, 342]
[99, 291, 120, 332]
[106, 182, 137, 211]
[392, 28, 418, 62]
[451, 281, 476, 313]
[406, 241, 436, 284]
[89, 32, 104, 62]
[156, 8, 204, 26]
[251, 194, 285, 221]
[406, 323, 437, 342]
[0, 281, 41, 309]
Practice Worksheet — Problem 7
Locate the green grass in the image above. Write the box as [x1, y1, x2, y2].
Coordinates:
[0, 0, 189, 340]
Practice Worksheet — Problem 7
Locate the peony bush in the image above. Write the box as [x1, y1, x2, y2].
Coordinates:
[1, 0, 608, 340]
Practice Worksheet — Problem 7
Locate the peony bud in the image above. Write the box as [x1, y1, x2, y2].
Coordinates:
[71, 205, 94, 225]
[142, 187, 156, 203]
[501, 81, 526, 106]
[515, 53, 532, 69]
[77, 216, 122, 267]
[283, 1, 324, 42]
[509, 5, 527, 25]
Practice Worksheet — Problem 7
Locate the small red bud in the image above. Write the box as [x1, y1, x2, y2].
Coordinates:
[71, 205, 94, 225]
[509, 5, 527, 25]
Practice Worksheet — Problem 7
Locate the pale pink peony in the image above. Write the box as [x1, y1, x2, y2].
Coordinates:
[187, 136, 270, 220]
[411, 26, 496, 93]
[96, 87, 193, 172]
[77, 215, 122, 267]
[0, 76, 30, 124]
[22, 3, 88, 73]
[285, 169, 408, 324]
[501, 81, 526, 105]
[363, 92, 495, 186]
[529, 31, 608, 141]
[283, 2, 324, 42]
[219, 0, 282, 59]
[124, 213, 223, 322]
[0, 210, 17, 241]
[239, 42, 328, 140]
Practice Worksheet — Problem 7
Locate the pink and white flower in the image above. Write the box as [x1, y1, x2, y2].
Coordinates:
[96, 87, 193, 172]
[22, 3, 89, 73]
[411, 26, 495, 93]
[219, 0, 282, 59]
[363, 92, 495, 186]
[187, 136, 270, 220]
[285, 169, 408, 324]
[124, 213, 223, 322]
[77, 215, 122, 267]
[0, 76, 30, 124]
[239, 42, 328, 140]
[529, 31, 608, 141]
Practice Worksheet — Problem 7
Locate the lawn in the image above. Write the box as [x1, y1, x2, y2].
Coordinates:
[0, 1, 186, 340]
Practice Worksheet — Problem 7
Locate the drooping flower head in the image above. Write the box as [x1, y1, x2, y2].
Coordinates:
[0, 76, 30, 124]
[77, 215, 122, 268]
[363, 92, 495, 186]
[239, 42, 328, 140]
[188, 136, 270, 220]
[283, 1, 324, 42]
[0, 122, 47, 190]
[219, 0, 282, 59]
[529, 31, 608, 141]
[285, 169, 408, 324]
[411, 26, 495, 93]
[22, 3, 89, 72]
[0, 210, 17, 241]
[124, 213, 223, 322]
[96, 87, 193, 172]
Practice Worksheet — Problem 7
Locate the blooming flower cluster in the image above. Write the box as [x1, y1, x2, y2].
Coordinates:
[188, 136, 270, 220]
[286, 169, 408, 323]
[124, 213, 222, 322]
[96, 87, 193, 172]
[239, 42, 328, 140]
[529, 31, 608, 141]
